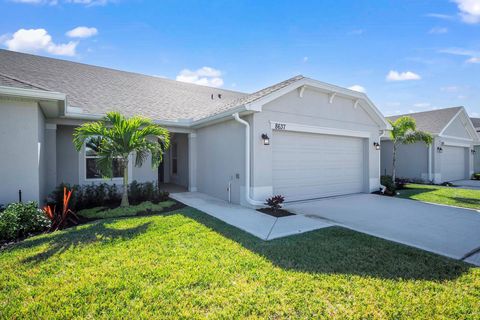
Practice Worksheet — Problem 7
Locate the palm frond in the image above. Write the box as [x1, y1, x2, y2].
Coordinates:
[402, 130, 433, 145]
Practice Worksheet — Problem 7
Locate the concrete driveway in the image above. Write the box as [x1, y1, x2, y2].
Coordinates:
[284, 194, 480, 265]
[453, 179, 480, 190]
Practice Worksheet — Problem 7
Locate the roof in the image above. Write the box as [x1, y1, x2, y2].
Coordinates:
[0, 49, 247, 121]
[471, 118, 480, 130]
[0, 73, 48, 91]
[386, 107, 462, 134]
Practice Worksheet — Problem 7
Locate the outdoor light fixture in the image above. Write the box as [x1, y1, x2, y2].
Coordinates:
[437, 146, 443, 153]
[472, 149, 477, 154]
[373, 142, 380, 150]
[261, 134, 270, 145]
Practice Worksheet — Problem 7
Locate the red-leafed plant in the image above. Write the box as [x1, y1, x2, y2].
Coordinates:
[265, 195, 285, 213]
[43, 187, 79, 231]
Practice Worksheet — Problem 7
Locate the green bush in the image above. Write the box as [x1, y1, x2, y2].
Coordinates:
[0, 202, 51, 241]
[381, 175, 396, 194]
[472, 173, 480, 180]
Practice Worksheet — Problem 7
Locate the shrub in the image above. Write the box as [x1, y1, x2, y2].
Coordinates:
[43, 187, 79, 231]
[265, 195, 285, 212]
[0, 202, 51, 241]
[381, 175, 396, 194]
[472, 173, 480, 180]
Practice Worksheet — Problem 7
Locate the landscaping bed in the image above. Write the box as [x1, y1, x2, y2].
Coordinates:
[78, 200, 184, 219]
[256, 207, 295, 217]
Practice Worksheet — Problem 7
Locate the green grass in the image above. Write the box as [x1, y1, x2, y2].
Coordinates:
[77, 200, 176, 219]
[1, 207, 479, 319]
[397, 184, 480, 210]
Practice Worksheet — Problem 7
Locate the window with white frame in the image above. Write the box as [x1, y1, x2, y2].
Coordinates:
[85, 141, 124, 180]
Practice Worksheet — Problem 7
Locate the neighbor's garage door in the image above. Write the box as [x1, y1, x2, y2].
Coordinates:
[272, 131, 365, 201]
[442, 146, 466, 182]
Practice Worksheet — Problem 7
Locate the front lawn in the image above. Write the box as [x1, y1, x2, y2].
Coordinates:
[0, 207, 478, 318]
[397, 184, 480, 210]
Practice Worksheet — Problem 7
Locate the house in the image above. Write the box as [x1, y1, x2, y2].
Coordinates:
[381, 108, 479, 183]
[0, 49, 390, 206]
[472, 118, 480, 172]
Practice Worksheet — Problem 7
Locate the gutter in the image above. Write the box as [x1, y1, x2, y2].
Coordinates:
[232, 112, 264, 206]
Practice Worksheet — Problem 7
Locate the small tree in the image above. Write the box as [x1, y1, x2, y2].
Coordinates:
[388, 116, 433, 182]
[73, 112, 170, 207]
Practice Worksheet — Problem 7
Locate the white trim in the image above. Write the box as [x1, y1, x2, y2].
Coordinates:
[438, 134, 473, 142]
[298, 85, 305, 98]
[438, 107, 479, 142]
[442, 141, 471, 148]
[45, 123, 57, 130]
[270, 121, 371, 138]
[328, 92, 336, 104]
[353, 99, 360, 109]
[0, 85, 65, 101]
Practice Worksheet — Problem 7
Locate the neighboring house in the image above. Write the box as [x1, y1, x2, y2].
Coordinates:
[471, 117, 480, 172]
[381, 108, 479, 183]
[0, 49, 391, 206]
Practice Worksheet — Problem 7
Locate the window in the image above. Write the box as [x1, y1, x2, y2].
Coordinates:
[172, 142, 178, 175]
[85, 144, 124, 180]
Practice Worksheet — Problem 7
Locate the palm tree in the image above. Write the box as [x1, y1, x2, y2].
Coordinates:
[73, 112, 170, 206]
[388, 116, 433, 183]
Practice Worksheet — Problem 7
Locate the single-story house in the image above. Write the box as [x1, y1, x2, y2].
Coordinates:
[472, 117, 480, 172]
[381, 108, 479, 183]
[0, 49, 391, 206]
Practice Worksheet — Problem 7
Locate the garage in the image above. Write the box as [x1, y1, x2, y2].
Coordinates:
[272, 130, 365, 201]
[442, 146, 466, 181]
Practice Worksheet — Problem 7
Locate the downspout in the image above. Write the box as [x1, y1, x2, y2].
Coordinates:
[232, 113, 264, 206]
[428, 144, 432, 182]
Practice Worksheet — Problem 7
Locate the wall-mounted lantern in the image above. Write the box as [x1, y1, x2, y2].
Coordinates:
[261, 134, 270, 145]
[471, 149, 477, 154]
[373, 142, 380, 150]
[437, 146, 443, 153]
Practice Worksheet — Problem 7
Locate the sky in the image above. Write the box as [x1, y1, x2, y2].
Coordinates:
[0, 0, 479, 117]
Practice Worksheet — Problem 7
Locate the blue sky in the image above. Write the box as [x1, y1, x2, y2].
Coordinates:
[0, 0, 479, 117]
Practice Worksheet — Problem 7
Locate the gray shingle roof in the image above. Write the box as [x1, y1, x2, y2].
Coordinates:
[386, 107, 462, 134]
[0, 72, 48, 91]
[471, 118, 480, 130]
[0, 49, 247, 121]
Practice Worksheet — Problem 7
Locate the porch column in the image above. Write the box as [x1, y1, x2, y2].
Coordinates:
[45, 123, 57, 195]
[188, 132, 197, 192]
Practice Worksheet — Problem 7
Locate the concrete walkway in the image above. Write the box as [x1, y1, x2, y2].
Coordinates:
[284, 194, 480, 265]
[170, 192, 332, 240]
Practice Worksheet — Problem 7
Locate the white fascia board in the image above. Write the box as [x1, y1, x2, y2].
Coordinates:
[270, 121, 372, 138]
[0, 85, 66, 102]
[190, 105, 250, 128]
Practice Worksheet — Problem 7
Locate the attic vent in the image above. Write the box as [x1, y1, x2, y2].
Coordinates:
[211, 93, 222, 100]
[218, 94, 222, 99]
[211, 94, 214, 100]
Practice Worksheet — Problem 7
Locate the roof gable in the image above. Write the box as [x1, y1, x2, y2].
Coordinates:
[387, 107, 462, 134]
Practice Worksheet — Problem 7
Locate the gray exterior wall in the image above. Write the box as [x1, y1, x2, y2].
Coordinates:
[131, 153, 158, 183]
[474, 145, 480, 173]
[196, 119, 246, 204]
[56, 125, 80, 185]
[0, 99, 43, 204]
[250, 88, 384, 202]
[380, 141, 429, 181]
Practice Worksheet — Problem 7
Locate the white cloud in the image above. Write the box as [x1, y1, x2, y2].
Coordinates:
[440, 47, 480, 63]
[348, 85, 366, 93]
[413, 102, 431, 108]
[348, 29, 364, 35]
[176, 67, 224, 87]
[441, 85, 460, 93]
[466, 56, 480, 63]
[66, 26, 98, 38]
[386, 70, 421, 81]
[12, 0, 111, 5]
[3, 28, 77, 56]
[452, 0, 480, 24]
[303, 56, 308, 63]
[428, 27, 448, 34]
[425, 13, 455, 20]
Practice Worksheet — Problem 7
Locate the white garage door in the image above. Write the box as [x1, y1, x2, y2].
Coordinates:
[442, 146, 466, 182]
[272, 131, 365, 201]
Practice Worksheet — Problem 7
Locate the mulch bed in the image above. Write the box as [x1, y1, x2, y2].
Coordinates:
[257, 208, 295, 218]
